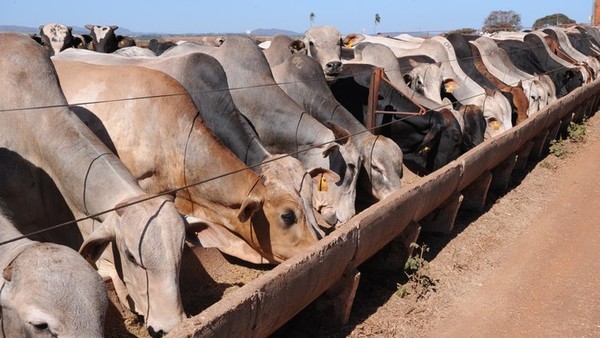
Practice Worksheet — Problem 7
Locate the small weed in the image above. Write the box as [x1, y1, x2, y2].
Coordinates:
[397, 243, 438, 301]
[549, 139, 570, 158]
[568, 119, 587, 143]
[549, 119, 588, 158]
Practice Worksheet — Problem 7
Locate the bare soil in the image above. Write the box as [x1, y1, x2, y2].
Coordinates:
[275, 112, 600, 337]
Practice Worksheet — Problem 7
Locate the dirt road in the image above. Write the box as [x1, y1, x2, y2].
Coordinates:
[276, 114, 600, 337]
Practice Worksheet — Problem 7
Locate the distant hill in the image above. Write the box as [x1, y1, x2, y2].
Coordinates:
[250, 28, 302, 36]
[0, 25, 38, 34]
[0, 25, 300, 37]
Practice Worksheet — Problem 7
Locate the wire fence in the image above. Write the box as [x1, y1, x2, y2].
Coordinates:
[0, 29, 596, 247]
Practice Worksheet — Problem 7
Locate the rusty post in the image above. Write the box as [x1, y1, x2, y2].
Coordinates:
[366, 67, 383, 132]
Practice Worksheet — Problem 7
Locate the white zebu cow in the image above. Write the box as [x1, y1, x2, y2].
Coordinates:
[544, 26, 600, 78]
[299, 29, 512, 139]
[53, 48, 329, 263]
[303, 25, 345, 79]
[264, 48, 404, 203]
[161, 37, 363, 226]
[0, 32, 187, 336]
[470, 36, 556, 116]
[0, 211, 107, 337]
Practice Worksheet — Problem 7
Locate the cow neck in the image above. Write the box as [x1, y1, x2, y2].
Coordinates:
[13, 106, 142, 220]
[0, 219, 38, 278]
[179, 120, 260, 217]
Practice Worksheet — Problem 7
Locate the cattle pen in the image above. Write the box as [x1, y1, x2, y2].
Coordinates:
[163, 69, 600, 336]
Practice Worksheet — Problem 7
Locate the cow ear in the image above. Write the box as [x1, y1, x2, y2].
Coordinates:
[342, 34, 361, 48]
[85, 24, 94, 31]
[237, 193, 263, 223]
[516, 80, 524, 89]
[326, 122, 352, 145]
[321, 142, 340, 158]
[3, 261, 14, 282]
[307, 167, 340, 184]
[79, 222, 115, 265]
[181, 214, 229, 247]
[422, 123, 443, 147]
[441, 97, 454, 109]
[289, 39, 306, 54]
[111, 26, 119, 31]
[482, 86, 495, 97]
[408, 58, 419, 68]
[38, 25, 44, 31]
[67, 26, 73, 32]
[443, 79, 458, 94]
[114, 202, 128, 217]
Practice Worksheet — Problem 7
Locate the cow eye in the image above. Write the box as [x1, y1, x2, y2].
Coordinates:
[124, 248, 139, 266]
[281, 210, 297, 226]
[30, 322, 48, 331]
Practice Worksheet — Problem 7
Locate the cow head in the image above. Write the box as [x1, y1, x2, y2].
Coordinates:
[0, 242, 108, 337]
[85, 24, 119, 53]
[252, 155, 333, 261]
[404, 60, 445, 104]
[304, 26, 343, 79]
[306, 124, 363, 226]
[360, 134, 404, 202]
[480, 87, 513, 139]
[38, 23, 74, 56]
[79, 196, 186, 336]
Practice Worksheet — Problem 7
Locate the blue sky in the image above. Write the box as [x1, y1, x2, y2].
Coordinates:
[1, 0, 594, 35]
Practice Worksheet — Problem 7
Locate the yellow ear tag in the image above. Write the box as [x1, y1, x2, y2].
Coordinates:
[419, 145, 430, 155]
[444, 81, 455, 93]
[490, 120, 501, 131]
[318, 174, 328, 192]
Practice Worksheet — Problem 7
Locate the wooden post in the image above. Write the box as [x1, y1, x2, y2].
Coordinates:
[514, 140, 534, 173]
[593, 0, 600, 26]
[365, 68, 383, 132]
[460, 170, 493, 212]
[323, 267, 361, 327]
[420, 191, 463, 234]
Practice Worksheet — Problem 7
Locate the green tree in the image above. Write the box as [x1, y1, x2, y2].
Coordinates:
[482, 10, 522, 33]
[374, 13, 381, 34]
[532, 13, 575, 30]
[309, 12, 316, 27]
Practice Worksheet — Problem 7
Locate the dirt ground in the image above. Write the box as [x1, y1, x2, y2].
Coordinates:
[274, 112, 600, 337]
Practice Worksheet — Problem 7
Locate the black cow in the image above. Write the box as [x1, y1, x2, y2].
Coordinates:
[495, 36, 583, 98]
[148, 39, 177, 56]
[329, 63, 463, 176]
[85, 24, 136, 53]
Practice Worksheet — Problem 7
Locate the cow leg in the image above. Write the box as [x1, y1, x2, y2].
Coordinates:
[420, 191, 462, 234]
[460, 170, 492, 212]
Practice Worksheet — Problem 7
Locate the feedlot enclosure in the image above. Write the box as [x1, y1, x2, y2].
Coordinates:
[165, 73, 600, 337]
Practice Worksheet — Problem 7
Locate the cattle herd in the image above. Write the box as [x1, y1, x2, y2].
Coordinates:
[1, 21, 599, 336]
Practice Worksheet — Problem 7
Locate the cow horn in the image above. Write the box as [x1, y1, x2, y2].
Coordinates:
[2, 262, 13, 282]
